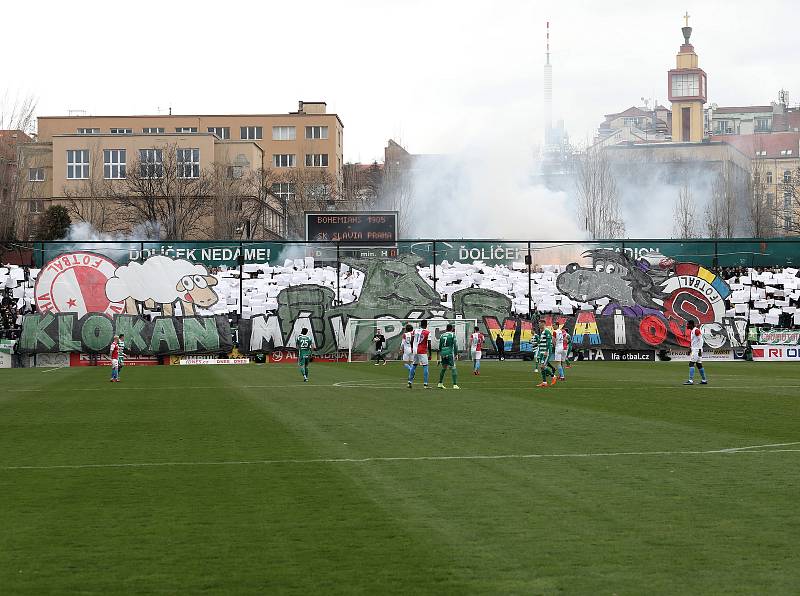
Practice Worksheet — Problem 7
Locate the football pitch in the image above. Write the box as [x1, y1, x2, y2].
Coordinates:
[1, 361, 799, 595]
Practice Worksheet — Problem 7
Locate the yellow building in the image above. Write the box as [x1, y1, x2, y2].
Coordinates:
[668, 15, 707, 142]
[18, 101, 344, 239]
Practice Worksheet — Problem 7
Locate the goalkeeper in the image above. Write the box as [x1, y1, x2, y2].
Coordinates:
[437, 323, 460, 390]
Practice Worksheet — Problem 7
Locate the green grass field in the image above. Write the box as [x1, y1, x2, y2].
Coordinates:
[1, 360, 799, 595]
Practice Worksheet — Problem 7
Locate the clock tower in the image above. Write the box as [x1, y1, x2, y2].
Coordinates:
[668, 13, 707, 142]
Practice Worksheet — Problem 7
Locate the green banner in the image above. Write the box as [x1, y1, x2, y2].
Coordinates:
[19, 314, 232, 355]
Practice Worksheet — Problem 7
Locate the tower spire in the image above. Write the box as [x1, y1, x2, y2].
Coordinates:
[544, 20, 553, 143]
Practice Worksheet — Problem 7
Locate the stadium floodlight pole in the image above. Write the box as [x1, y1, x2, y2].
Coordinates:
[527, 242, 532, 317]
[432, 241, 437, 294]
[336, 242, 341, 304]
[238, 245, 244, 319]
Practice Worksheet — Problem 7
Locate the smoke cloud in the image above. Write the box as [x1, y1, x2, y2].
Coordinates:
[401, 122, 584, 240]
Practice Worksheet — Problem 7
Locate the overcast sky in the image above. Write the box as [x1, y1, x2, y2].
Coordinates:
[4, 0, 797, 162]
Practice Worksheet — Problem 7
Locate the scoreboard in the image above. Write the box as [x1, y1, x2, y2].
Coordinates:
[305, 211, 397, 243]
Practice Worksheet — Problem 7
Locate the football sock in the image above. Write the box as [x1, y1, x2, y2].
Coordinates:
[422, 365, 429, 384]
[558, 365, 564, 378]
[699, 367, 706, 381]
[439, 367, 446, 383]
[689, 366, 695, 381]
[451, 368, 458, 385]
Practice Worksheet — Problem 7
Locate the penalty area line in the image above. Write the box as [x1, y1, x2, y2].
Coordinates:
[3, 442, 800, 471]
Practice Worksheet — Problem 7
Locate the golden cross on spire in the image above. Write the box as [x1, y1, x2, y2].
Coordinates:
[683, 11, 690, 27]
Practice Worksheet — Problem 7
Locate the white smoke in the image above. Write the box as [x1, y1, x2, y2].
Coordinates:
[401, 122, 584, 240]
[62, 221, 163, 241]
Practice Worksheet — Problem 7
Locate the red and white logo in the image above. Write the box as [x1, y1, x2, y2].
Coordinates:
[35, 252, 124, 316]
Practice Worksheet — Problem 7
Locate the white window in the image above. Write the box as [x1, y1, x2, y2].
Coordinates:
[271, 182, 296, 202]
[110, 128, 132, 135]
[305, 153, 329, 167]
[28, 167, 45, 182]
[766, 171, 773, 184]
[755, 118, 772, 132]
[671, 73, 699, 97]
[29, 199, 44, 214]
[273, 154, 295, 168]
[272, 126, 296, 140]
[305, 126, 328, 140]
[780, 150, 788, 156]
[240, 126, 263, 140]
[208, 127, 230, 139]
[755, 150, 767, 157]
[103, 149, 127, 179]
[139, 149, 163, 178]
[177, 148, 200, 178]
[784, 170, 793, 183]
[77, 128, 99, 135]
[67, 150, 89, 179]
[142, 127, 165, 134]
[176, 127, 198, 133]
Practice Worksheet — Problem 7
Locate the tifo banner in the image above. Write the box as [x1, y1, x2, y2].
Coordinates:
[28, 248, 751, 356]
[750, 345, 800, 362]
[758, 329, 800, 345]
[19, 313, 232, 355]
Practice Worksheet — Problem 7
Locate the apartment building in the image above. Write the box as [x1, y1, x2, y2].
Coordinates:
[19, 101, 344, 239]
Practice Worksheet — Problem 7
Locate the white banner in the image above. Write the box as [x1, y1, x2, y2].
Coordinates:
[751, 345, 800, 362]
[179, 357, 250, 365]
[667, 348, 735, 361]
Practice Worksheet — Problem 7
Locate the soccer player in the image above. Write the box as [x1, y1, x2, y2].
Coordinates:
[117, 333, 126, 379]
[296, 327, 313, 382]
[372, 328, 387, 366]
[409, 320, 431, 389]
[400, 324, 414, 377]
[438, 323, 460, 389]
[469, 325, 485, 375]
[684, 320, 708, 385]
[564, 327, 574, 369]
[552, 322, 567, 381]
[535, 319, 557, 387]
[109, 335, 120, 383]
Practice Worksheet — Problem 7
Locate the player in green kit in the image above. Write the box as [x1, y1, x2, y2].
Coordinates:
[295, 327, 313, 382]
[437, 324, 460, 390]
[535, 319, 557, 387]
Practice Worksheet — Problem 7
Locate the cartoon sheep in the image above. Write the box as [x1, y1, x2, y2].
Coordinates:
[105, 255, 219, 316]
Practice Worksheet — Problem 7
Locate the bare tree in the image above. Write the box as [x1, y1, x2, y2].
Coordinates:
[378, 162, 414, 238]
[672, 181, 696, 238]
[61, 141, 121, 235]
[574, 147, 625, 239]
[102, 144, 212, 239]
[0, 93, 37, 243]
[746, 154, 774, 237]
[705, 159, 742, 238]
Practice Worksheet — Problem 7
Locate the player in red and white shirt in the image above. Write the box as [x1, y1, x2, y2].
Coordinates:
[408, 320, 431, 389]
[109, 335, 120, 383]
[683, 320, 708, 385]
[469, 326, 485, 375]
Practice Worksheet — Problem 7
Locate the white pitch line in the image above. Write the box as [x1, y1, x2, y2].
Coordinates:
[3, 442, 799, 471]
[40, 367, 69, 373]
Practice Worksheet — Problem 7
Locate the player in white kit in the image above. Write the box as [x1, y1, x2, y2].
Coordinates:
[552, 322, 567, 381]
[469, 326, 485, 375]
[684, 320, 708, 385]
[400, 324, 414, 375]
